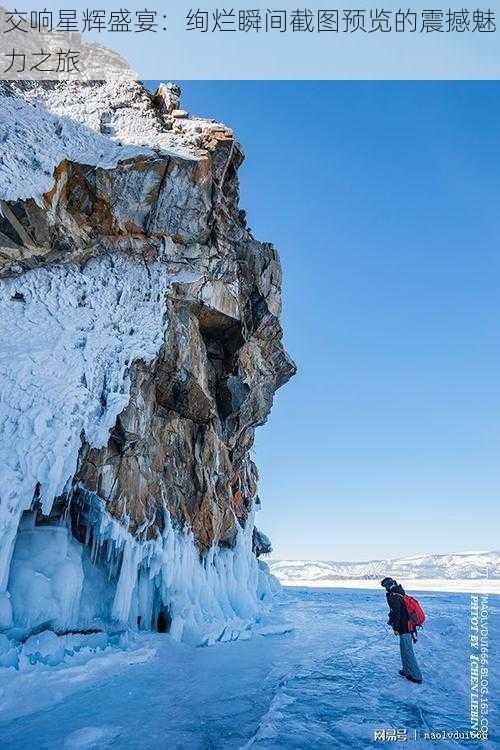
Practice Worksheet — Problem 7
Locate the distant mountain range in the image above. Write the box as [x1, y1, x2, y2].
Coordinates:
[270, 551, 500, 583]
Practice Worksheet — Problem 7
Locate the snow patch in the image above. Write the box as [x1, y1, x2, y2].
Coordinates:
[0, 77, 222, 204]
[0, 83, 150, 202]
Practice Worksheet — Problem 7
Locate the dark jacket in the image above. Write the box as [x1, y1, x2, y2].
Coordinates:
[386, 584, 409, 635]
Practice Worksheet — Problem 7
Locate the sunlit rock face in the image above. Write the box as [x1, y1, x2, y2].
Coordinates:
[0, 77, 295, 636]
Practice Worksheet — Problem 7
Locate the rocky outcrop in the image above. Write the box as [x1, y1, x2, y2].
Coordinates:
[0, 76, 295, 585]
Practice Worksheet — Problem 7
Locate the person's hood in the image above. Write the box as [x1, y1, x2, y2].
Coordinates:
[381, 577, 406, 595]
[392, 583, 406, 595]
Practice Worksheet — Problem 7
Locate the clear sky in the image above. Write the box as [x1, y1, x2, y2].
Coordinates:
[154, 82, 500, 561]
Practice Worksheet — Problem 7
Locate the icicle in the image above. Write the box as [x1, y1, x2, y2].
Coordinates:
[112, 540, 142, 623]
[5, 479, 279, 643]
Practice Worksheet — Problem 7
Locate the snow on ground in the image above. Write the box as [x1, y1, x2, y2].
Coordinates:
[0, 587, 497, 749]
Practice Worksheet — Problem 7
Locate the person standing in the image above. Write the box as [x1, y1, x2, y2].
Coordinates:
[381, 577, 423, 684]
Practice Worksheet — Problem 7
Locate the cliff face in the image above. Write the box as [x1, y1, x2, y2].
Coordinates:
[0, 77, 295, 641]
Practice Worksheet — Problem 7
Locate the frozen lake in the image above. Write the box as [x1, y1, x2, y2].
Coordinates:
[0, 587, 497, 749]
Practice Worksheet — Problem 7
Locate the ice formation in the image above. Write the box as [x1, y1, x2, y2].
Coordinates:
[0, 255, 171, 624]
[7, 494, 278, 646]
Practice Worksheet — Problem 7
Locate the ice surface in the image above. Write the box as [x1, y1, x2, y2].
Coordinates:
[63, 726, 121, 750]
[0, 587, 497, 749]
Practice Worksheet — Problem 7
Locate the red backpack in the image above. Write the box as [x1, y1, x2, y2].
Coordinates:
[396, 594, 426, 633]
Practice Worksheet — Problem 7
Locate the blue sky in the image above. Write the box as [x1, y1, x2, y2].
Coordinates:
[153, 82, 500, 561]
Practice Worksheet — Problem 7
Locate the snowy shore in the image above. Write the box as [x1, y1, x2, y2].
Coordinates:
[270, 552, 500, 595]
[278, 578, 500, 594]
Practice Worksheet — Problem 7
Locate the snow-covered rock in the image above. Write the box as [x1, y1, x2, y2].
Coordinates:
[0, 73, 295, 646]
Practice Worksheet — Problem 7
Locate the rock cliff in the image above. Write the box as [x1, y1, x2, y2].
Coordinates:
[0, 76, 295, 642]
